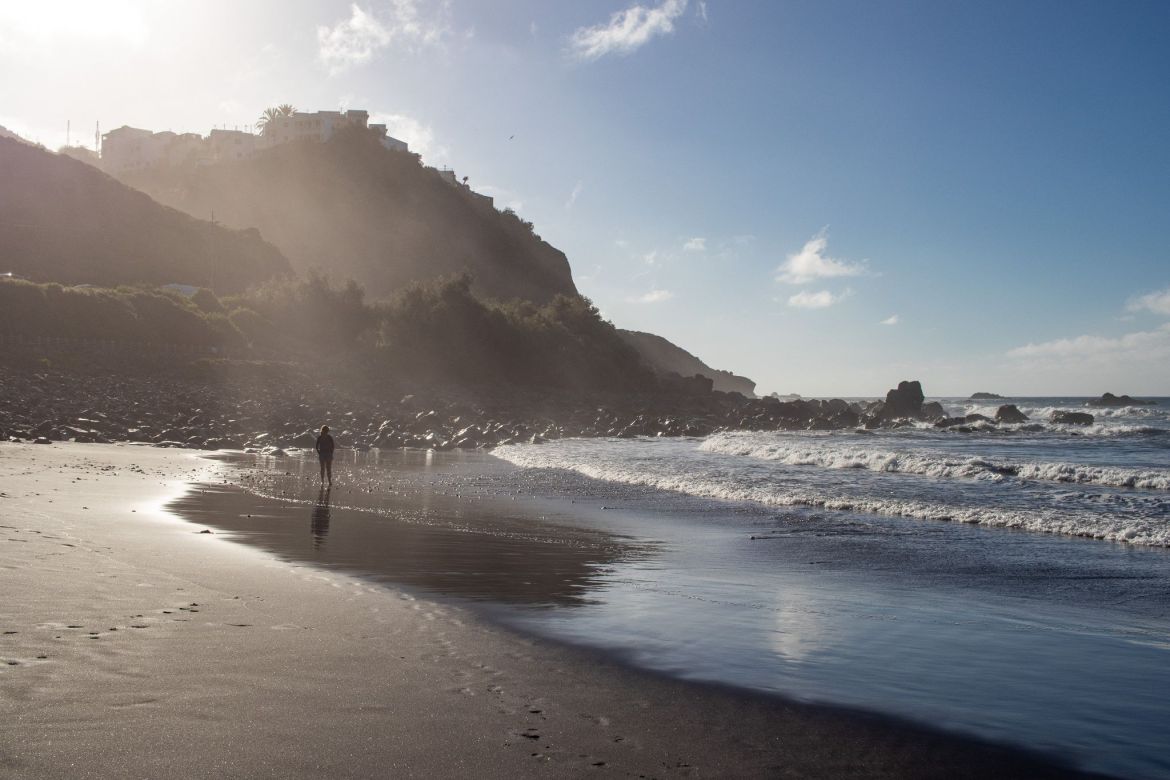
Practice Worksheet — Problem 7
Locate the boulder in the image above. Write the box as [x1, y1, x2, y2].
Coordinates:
[919, 401, 946, 421]
[995, 404, 1029, 424]
[1051, 410, 1094, 426]
[882, 380, 925, 419]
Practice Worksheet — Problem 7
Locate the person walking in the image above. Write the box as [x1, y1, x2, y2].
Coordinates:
[315, 425, 335, 485]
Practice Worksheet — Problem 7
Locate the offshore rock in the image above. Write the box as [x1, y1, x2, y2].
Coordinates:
[1051, 410, 1094, 426]
[995, 404, 1029, 424]
[882, 380, 925, 419]
[1087, 392, 1157, 407]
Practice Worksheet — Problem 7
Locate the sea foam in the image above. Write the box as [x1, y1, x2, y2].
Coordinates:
[494, 438, 1170, 547]
[698, 433, 1170, 490]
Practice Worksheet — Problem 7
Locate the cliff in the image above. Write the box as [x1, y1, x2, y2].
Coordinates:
[0, 137, 291, 294]
[618, 329, 756, 397]
[115, 129, 577, 304]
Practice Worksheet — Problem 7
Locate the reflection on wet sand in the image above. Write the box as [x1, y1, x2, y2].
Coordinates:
[311, 487, 331, 549]
[169, 482, 641, 608]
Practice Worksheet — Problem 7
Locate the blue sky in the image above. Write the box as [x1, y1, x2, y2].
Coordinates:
[2, 0, 1169, 395]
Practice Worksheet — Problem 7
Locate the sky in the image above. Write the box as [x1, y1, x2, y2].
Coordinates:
[2, 0, 1169, 396]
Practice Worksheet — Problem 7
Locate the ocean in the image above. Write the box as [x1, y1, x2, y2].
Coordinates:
[183, 396, 1170, 778]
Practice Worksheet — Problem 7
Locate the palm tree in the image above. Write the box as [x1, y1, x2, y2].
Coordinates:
[256, 104, 297, 134]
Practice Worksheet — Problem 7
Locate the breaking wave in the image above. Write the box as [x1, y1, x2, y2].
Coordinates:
[698, 433, 1170, 490]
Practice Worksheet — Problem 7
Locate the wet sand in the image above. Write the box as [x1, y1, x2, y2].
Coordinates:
[0, 443, 1109, 778]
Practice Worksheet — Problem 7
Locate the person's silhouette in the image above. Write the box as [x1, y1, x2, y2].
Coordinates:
[311, 486, 331, 549]
[315, 425, 335, 484]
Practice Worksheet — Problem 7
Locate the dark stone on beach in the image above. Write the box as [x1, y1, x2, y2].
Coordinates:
[34, 437, 51, 444]
[291, 430, 317, 448]
[964, 413, 993, 424]
[1087, 392, 1156, 407]
[935, 417, 966, 429]
[1051, 411, 1094, 426]
[995, 404, 1029, 424]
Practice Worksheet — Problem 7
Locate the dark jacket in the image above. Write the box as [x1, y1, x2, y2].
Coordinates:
[315, 433, 335, 459]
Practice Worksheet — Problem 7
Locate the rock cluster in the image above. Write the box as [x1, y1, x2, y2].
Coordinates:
[0, 363, 1009, 451]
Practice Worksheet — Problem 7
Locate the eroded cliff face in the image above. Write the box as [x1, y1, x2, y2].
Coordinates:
[0, 137, 290, 293]
[116, 130, 577, 304]
[618, 329, 757, 397]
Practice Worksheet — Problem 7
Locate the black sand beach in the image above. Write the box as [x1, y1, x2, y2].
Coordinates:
[0, 443, 1115, 778]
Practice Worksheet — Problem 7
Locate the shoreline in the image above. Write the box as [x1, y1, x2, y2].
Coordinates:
[1, 442, 1111, 778]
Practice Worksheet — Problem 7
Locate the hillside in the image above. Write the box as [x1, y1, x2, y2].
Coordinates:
[619, 329, 756, 397]
[116, 129, 577, 303]
[0, 137, 290, 294]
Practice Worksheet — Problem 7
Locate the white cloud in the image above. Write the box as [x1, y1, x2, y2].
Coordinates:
[881, 315, 899, 325]
[788, 289, 851, 309]
[565, 180, 584, 209]
[776, 229, 868, 285]
[370, 112, 445, 162]
[642, 250, 660, 265]
[628, 289, 675, 303]
[318, 5, 391, 73]
[683, 237, 706, 252]
[1007, 323, 1170, 364]
[696, 1, 708, 23]
[568, 0, 687, 61]
[317, 1, 449, 74]
[1127, 286, 1170, 317]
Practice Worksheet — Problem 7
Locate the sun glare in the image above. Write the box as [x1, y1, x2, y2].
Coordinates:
[0, 0, 149, 46]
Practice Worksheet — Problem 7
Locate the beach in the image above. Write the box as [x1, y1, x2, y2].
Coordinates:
[0, 442, 1105, 778]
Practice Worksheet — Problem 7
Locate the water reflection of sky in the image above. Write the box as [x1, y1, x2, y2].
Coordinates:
[180, 450, 1170, 779]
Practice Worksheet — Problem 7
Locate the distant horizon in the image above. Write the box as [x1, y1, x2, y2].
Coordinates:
[2, 0, 1168, 396]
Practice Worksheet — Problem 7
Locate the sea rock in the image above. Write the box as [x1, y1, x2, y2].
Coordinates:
[970, 392, 1004, 400]
[882, 380, 925, 419]
[919, 401, 946, 421]
[1051, 410, 1094, 426]
[995, 404, 1029, 424]
[1086, 392, 1156, 407]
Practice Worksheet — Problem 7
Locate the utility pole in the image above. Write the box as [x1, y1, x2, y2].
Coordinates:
[95, 121, 100, 156]
[66, 120, 70, 147]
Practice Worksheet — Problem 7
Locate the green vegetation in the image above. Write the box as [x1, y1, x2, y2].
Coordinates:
[0, 279, 240, 346]
[0, 274, 656, 393]
[256, 104, 296, 134]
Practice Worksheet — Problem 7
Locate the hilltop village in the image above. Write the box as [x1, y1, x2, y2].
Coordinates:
[62, 108, 495, 210]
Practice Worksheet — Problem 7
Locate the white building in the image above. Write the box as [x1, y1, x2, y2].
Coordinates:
[100, 108, 411, 174]
[100, 126, 166, 172]
[207, 129, 258, 162]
